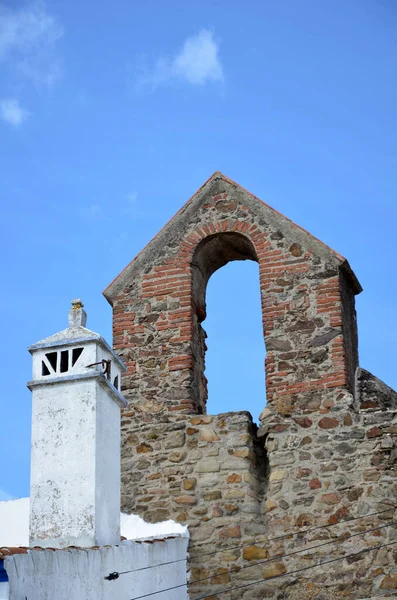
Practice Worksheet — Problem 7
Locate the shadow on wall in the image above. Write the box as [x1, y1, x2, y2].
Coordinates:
[200, 258, 266, 422]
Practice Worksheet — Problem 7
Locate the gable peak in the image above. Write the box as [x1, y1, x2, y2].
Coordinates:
[104, 172, 361, 302]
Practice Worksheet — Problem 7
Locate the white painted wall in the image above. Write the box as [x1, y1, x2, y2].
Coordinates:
[3, 537, 189, 600]
[30, 377, 121, 547]
[31, 339, 122, 387]
[95, 380, 122, 545]
[97, 344, 122, 391]
[31, 342, 97, 381]
[0, 581, 9, 600]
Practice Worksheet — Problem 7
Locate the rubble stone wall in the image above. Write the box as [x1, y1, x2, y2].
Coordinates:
[106, 174, 397, 599]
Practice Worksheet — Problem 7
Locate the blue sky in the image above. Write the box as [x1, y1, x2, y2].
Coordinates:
[0, 0, 396, 500]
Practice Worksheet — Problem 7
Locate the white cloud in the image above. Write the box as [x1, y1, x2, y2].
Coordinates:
[0, 1, 63, 126]
[0, 1, 62, 64]
[0, 98, 29, 126]
[140, 29, 224, 88]
[0, 0, 63, 88]
[174, 30, 224, 85]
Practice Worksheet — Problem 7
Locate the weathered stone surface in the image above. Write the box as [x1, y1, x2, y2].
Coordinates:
[109, 173, 397, 599]
[164, 431, 186, 449]
[259, 407, 271, 421]
[269, 469, 287, 481]
[318, 417, 339, 429]
[289, 242, 303, 257]
[243, 545, 268, 561]
[320, 492, 341, 505]
[136, 443, 153, 453]
[265, 338, 292, 352]
[168, 451, 186, 463]
[183, 478, 196, 490]
[296, 467, 312, 478]
[294, 417, 312, 428]
[381, 435, 394, 449]
[262, 561, 286, 579]
[311, 327, 341, 347]
[367, 426, 382, 438]
[202, 490, 222, 501]
[227, 473, 242, 483]
[300, 436, 312, 446]
[265, 499, 277, 512]
[309, 477, 322, 489]
[199, 427, 220, 442]
[224, 503, 238, 514]
[196, 459, 220, 473]
[356, 367, 397, 411]
[210, 567, 230, 584]
[380, 573, 397, 589]
[175, 495, 197, 505]
[219, 525, 241, 539]
[224, 489, 245, 499]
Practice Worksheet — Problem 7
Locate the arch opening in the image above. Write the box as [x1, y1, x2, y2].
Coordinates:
[192, 232, 258, 322]
[191, 232, 266, 419]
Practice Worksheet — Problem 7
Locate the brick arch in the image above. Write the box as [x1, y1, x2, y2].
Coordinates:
[174, 218, 353, 417]
[110, 183, 358, 420]
[191, 230, 258, 321]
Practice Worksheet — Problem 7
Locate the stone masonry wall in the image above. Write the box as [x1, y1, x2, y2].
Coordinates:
[105, 173, 397, 599]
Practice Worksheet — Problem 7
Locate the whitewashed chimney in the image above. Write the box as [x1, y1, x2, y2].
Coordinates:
[27, 299, 127, 548]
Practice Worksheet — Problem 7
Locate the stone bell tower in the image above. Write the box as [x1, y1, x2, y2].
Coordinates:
[27, 299, 127, 548]
[103, 172, 397, 599]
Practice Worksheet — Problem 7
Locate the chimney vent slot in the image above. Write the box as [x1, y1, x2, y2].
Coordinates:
[60, 350, 69, 373]
[42, 362, 50, 376]
[72, 347, 84, 366]
[46, 352, 57, 372]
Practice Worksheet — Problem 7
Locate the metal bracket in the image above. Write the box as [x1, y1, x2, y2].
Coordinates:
[86, 359, 111, 380]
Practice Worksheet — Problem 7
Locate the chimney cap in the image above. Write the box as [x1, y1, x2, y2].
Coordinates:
[68, 299, 87, 328]
[27, 300, 126, 372]
[71, 298, 84, 309]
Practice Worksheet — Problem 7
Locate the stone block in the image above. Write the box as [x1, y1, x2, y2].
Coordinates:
[175, 495, 197, 505]
[136, 443, 153, 453]
[224, 489, 245, 499]
[168, 451, 186, 463]
[269, 469, 288, 481]
[318, 417, 339, 429]
[262, 561, 286, 579]
[224, 503, 238, 514]
[164, 431, 186, 449]
[227, 473, 242, 483]
[183, 478, 196, 490]
[367, 426, 382, 438]
[219, 525, 241, 539]
[210, 568, 230, 584]
[199, 427, 220, 442]
[381, 573, 397, 589]
[202, 490, 222, 501]
[243, 545, 268, 561]
[320, 492, 341, 504]
[196, 459, 221, 473]
[309, 477, 322, 489]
